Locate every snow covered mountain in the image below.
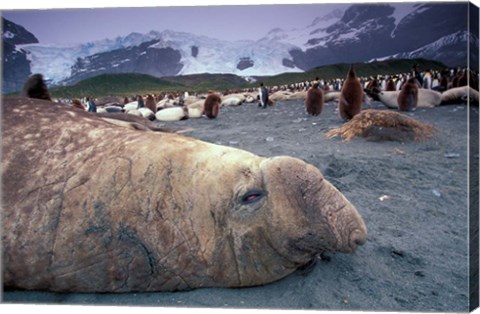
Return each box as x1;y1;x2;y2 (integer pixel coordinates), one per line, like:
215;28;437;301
288;3;476;70
2;2;477;92
375;31;479;68
2;17;39;93
258;8;345;50
16;31;165;87
62;29;302;85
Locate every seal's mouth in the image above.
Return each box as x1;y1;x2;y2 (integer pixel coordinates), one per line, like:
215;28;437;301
295;257;318;275
287;232;333;259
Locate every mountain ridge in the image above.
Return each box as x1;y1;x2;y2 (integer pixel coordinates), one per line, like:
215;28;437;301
2;3;477;94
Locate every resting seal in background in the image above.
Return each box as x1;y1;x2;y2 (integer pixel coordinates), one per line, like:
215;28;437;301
96;112;187;133
441;86;480;105
2;96;367;293
377;89;442;109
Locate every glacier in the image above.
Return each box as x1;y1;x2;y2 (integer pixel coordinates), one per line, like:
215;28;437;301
16;7;345;85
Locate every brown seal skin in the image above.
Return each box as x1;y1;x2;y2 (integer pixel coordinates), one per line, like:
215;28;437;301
397;78;419;112
204;93;221;119
2;96;367;293
97;112;187;133
338;65;364;121
305;85;324;116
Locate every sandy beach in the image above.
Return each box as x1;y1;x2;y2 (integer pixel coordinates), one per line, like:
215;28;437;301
2;97;477;312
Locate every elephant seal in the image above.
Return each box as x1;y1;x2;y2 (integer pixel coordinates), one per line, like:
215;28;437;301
188;99;205;111
127;109;143;117
155;106;189;122
2;96;367;293
187;107;204;119
305;85;324;116
156;98;176;110
287;90;307;101
397;78;419;112
124;101;139;112
324;91;341;102
221;96;243;107
377;89;442;109
441;86;479;105
338;64;364;120
103;105;124;113
96;112;186;133
269;91;292;102
138;107;156;121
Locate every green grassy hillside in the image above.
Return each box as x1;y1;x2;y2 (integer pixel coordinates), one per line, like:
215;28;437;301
50;73;182;98
48;58;446;98
50;73;250;98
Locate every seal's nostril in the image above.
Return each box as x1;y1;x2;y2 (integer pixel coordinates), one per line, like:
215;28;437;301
355;237;366;246
350;229;367;247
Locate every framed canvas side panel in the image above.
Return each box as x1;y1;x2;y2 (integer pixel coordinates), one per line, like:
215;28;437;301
469;1;480;311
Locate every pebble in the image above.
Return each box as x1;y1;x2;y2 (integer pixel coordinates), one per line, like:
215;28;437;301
391;249;404;258
379;195;391;201
415;270;426;277
444;153;460;158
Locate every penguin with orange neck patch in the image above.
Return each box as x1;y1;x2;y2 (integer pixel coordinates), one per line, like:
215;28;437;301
338;64;363;121
397;77;419;112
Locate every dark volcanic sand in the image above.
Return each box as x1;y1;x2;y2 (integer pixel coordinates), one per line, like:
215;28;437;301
3;99;478;312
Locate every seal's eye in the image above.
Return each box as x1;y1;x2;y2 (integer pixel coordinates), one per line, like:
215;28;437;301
240;190;265;205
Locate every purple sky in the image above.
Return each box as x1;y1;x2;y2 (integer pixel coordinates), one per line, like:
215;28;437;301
2;0;472;45
1;2;350;44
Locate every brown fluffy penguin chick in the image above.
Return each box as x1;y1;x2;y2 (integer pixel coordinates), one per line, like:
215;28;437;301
397;78;419;112
145;94;157;113
386;79;396;91
204;93;221;119
21;73;52;101
305;84;324;116
71;99;85;110
338;64;363;120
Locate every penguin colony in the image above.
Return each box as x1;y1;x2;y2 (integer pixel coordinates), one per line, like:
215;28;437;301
23;65;479;124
